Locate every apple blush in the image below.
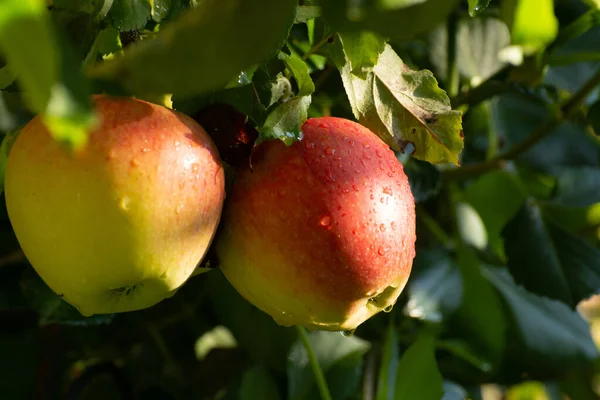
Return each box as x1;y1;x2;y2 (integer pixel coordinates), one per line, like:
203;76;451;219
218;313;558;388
216;117;416;332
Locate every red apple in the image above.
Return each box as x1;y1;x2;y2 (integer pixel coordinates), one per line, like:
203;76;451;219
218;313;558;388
215;117;416;331
5;95;225;315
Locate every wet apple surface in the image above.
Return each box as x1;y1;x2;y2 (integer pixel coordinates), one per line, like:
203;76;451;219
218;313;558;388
216;117;416;331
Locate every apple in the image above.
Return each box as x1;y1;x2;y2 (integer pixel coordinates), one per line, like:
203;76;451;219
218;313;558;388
4;95;225;315
215;117;416;331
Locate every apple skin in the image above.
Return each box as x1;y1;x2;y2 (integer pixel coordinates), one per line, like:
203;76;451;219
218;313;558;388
4;95;225;315
216;117;416;331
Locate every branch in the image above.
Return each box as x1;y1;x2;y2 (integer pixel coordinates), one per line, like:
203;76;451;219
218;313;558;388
444;69;600;180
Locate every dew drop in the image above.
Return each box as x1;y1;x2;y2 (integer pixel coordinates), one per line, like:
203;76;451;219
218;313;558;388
130;158;140;167
120;197;131;211
304;142;316;149
388;172;394;178
370;193;375;200
352;184;360;192
319;122;329;128
176;202;184;214
383;304;394;313
378;246;387;256
376;149;383;158
349;139;355;147
175;140;181;147
363;151;371;160
380;197;385;204
319;215;332;227
191;163;200;173
391;221;397;231
325;147;336;155
142;147;151;153
360;159;367;167
341;329;355;337
379;223;386;232
363;142;371;149
383;187;393;195
379;160;385;170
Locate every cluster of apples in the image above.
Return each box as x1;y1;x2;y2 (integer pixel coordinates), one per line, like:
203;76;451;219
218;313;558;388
4;95;416;332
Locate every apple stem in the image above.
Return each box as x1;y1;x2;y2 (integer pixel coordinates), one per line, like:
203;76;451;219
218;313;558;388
296;326;333;400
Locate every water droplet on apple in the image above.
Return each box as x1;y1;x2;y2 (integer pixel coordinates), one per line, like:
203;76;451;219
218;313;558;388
377;246;386;256
349;139;355;147
176;202;184;214
360;159;367;167
304;142;316;149
175;140;181;147
319;215;331;226
142;147;151;153
362;150;371;160
388;172;394;178
383;187;393;195
391;221;397;231
376;149;383;158
383;304;394;313
108;149;117;159
319;122;329;128
120;197;131;211
370;194;374;200
325;147;336;155
191;163;200;173
341;329;355;337
352;184;359;192
379;223;386;232
363;142;370;149
379;160;385;170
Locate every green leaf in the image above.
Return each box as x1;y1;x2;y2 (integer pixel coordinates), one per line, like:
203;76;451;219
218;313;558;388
502;0;559;54
464;171;527;260
468;0;491;17
503;201;600;306
482;266;599;372
376;322;399;400
96;26;122;56
0;65;16;89
451;245;506;367
52;0;97;14
240;365;282;400
288;331;371;400
19;267;114;326
321;0;460;41
0;0;58;112
404;158;441;203
194;325;237;360
332;42;463;164
259;96;311;146
553;167;600;207
107;0;151;31
394;335;444;400
279;52;315;97
91;0;297;97
405;249;462;323
337;31;386;79
295;5;320;23
442;381;469;400
429;17;510;83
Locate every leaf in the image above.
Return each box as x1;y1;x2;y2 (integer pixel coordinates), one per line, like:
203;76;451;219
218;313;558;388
332;42;463;164
259;96;311;146
394;335;444;400
19;267;114;326
456;202;488;250
492;94;600;173
194;325;237;361
429;17;510;82
0;92;33;133
321;0;460;41
464;171;527;260
468;0;491;17
405;249;462;323
240;365;282;400
451;245;506;367
502;0;559;54
107;0;151;31
337;31;386;79
279;52;315;97
0;0;58;112
482;266;599;373
52;0;97;14
295;5;320;23
90;0;297;97
0;65;16;89
376;322;399;400
442;381;469;400
503;201;600;306
552;167;600;207
404;158;441;203
288;331;371;400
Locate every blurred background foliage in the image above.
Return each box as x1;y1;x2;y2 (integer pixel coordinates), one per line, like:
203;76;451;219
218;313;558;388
1;0;600;399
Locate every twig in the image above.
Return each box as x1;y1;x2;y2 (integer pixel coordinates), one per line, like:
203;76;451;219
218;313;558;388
296;326;332;400
417;206;454;248
303;34;334;61
446;12;460;98
444;69;600;180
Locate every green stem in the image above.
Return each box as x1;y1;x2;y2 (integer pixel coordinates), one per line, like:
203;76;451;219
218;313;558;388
444;68;600;180
548;9;600;53
296;326;332;400
303;34;334;61
446;12;460;98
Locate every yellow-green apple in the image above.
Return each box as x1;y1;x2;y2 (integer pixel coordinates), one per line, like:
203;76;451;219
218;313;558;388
216;117;416;331
4;95;225;315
